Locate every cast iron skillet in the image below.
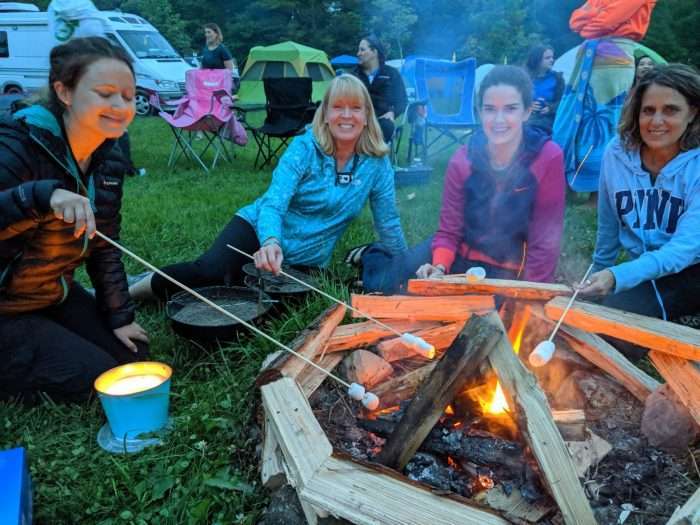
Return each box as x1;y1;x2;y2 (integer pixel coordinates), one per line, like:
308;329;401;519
241;263;316;297
165;286;272;342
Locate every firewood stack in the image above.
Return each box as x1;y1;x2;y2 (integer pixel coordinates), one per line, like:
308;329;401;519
256;276;700;525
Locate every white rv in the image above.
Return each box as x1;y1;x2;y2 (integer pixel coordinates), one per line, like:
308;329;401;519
0;2;193;115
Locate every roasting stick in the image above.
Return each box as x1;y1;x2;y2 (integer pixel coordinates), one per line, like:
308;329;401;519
569;144;594;187
227;244;436;359
94;231;380;409
529;262;595;367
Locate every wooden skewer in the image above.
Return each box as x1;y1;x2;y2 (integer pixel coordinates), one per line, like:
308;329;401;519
226;244;436;358
529;263;595;367
94;230;354;390
569;144;594;187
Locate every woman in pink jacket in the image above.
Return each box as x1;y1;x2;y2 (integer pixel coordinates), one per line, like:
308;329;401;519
361;66;565;293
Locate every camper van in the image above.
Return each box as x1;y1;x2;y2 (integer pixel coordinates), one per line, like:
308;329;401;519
0;2;193;115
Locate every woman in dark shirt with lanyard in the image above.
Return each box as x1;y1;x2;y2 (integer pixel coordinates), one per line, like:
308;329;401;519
201;23;233;71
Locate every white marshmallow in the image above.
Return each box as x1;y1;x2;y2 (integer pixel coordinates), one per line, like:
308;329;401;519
400;333;436;359
362;392;380;410
466;266;486;283
528;340;556;367
347;382;366;400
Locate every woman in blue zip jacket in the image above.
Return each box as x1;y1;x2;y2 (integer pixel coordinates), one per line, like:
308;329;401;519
579;64;700;357
0;37;148;401
129;74;407;301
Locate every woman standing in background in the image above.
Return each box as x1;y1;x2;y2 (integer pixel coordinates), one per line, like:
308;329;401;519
200;23;233;71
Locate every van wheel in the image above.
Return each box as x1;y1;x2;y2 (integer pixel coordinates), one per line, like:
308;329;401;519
135;90;153;116
4;85;23;95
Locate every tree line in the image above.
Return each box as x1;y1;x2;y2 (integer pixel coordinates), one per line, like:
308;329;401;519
34;0;699;67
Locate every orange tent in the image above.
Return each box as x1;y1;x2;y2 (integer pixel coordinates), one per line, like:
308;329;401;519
569;0;656;41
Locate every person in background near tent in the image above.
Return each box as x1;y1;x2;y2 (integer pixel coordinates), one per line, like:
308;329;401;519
633;54;655;87
553;0;659;194
352;35;407;144
129;74;407;302
578;64;700;358
361;66;565;294
200;23;233;71
0;37;148;402
525;44;564;134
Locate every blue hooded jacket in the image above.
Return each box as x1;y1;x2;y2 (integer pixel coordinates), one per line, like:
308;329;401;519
593;137;700;293
237;128;407;267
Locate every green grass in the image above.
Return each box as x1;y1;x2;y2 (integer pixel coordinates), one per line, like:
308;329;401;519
1;117;602;524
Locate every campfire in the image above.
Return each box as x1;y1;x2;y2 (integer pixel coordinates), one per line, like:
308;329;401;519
257;277;700;524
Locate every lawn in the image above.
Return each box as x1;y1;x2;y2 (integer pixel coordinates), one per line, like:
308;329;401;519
2;116;601;525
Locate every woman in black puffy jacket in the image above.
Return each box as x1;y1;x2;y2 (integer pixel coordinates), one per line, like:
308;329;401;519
0;37;148;402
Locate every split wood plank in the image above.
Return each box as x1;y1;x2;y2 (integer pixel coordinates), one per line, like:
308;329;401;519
559;324;660;402
667;485;700;525
261;377;333;486
377;322;464;362
372;362;437;409
545;296;700;361
300;455;510;525
552;409;586;441
376;314;503;470
486;312;597;525
408;276;572;301
649;351;700;426
261;304;346;383
261;415;287;489
326;320;439;353
350;294;495;321
296;352;346;398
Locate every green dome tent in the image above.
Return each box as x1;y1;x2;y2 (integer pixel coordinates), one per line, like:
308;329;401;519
238;41;335;105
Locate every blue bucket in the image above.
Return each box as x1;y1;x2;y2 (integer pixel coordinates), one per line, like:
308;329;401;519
94;362;172;440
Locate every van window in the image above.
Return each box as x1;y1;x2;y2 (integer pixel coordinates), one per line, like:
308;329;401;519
117;30;179;59
304;63;333;81
105;33;126;52
0;31;8;58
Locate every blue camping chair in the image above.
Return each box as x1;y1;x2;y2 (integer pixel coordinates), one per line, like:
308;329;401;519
414;58;478;160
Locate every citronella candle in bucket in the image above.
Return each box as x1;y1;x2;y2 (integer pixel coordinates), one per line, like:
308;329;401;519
94;362;172;441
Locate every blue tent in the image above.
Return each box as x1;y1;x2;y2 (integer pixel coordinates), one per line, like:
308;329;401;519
330;54;358;68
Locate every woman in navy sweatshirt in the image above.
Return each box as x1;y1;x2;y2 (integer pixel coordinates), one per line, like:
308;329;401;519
580;65;700;348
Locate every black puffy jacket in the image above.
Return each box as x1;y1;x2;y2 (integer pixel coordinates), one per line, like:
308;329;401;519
0;105;135;329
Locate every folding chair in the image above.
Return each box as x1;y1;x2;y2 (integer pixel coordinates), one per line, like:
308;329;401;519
250;77;317;170
156;69;238;173
414;58;479;160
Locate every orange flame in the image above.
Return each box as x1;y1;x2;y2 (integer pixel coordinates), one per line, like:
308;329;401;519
486;305;532;414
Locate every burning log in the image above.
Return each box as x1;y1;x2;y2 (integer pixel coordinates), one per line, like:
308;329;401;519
325;320;439;353
545;296;700;361
377;322;464;362
375;314;503;470
257;304;346;386
648;352;700;426
350;294;495;322
558;324;661;402
359;418;523;471
486;312;597;525
407;277;572;301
